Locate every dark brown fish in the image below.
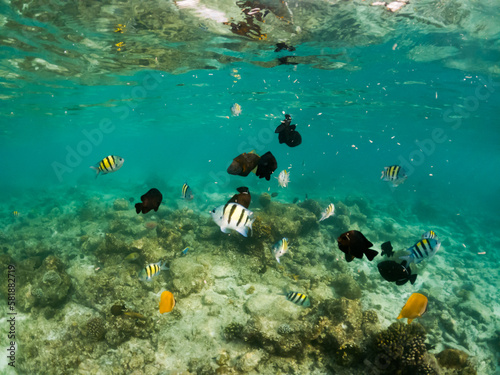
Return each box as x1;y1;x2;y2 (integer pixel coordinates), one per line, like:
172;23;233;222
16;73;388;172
337;230;378;262
271;192;278;197
255;151;277;180
135;188;163;214
227;152;261;176
227;186;251;209
275;114;302;147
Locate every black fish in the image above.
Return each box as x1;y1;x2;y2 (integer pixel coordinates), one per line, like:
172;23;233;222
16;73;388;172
255;151;277;181
271;192;278;198
135;188;163;214
227;152;260;176
275;43;296;52
381;241;394;257
377;260;417;285
128;197;134;202
337;230;379;262
292;197;299;204
275;114;302;147
227;186;251;209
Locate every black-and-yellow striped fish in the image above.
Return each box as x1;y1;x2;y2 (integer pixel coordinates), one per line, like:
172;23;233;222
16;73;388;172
381;165;407;187
90;155;124;178
181;182;193;200
139;260;168;282
285;291;311;307
12;211;19;217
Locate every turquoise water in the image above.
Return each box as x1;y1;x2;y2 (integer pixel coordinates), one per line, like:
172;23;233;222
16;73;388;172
1;1;499;374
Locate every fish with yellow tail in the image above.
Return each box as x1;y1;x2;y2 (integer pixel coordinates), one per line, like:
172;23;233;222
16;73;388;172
90;155;124;177
319;203;335;222
397;293;428;324
139;260;168;281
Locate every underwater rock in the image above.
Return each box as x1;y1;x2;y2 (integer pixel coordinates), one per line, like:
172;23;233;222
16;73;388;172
258;192;272;208
170;257;207;297
346;203;367;225
265;204;318;237
436;348;470;369
237;349;266;372
298;199;323;217
86;317;106;341
251;217;273;242
332;274;362;300
331;214;350;233
344;195;370;214
25;255;72;309
113;198;129;211
156;223;183;253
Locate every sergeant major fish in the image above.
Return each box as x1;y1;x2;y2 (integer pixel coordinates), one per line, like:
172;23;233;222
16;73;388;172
285;291;310;307
181;182;194;200
381;165;407;187
90;155;124;177
276;170;290;188
139;260;168;281
210;202;255;237
319;203;335;222
271;238;288;263
399;238;441;265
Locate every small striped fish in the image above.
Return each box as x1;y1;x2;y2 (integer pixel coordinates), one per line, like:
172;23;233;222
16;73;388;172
90;155;124;177
381;165;407;187
181;182;193;200
276;170;290;188
400;238;441;265
285;291;311;307
139;260;168;282
210;202;255;237
319;203;335;222
421;230;437;240
271;238;288;263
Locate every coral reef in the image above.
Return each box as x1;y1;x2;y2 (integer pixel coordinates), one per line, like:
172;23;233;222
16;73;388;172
1;188;493;375
86;317;106;341
368;322;439;375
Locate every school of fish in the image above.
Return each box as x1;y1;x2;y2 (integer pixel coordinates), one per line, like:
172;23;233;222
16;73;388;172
91;108;441;331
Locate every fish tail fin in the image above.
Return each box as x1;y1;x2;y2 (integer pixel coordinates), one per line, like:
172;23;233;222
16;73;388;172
380;171;385;179
90;166;100;178
409;274;417;285
236;226;249;237
135;203;142;214
160;260;169;271
365;249;379;261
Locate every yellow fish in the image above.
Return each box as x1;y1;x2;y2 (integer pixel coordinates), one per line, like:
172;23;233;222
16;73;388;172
397;293;428;324
159;291;176;314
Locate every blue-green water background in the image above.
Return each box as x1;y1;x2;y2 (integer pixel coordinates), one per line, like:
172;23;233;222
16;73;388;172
2;43;500;227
